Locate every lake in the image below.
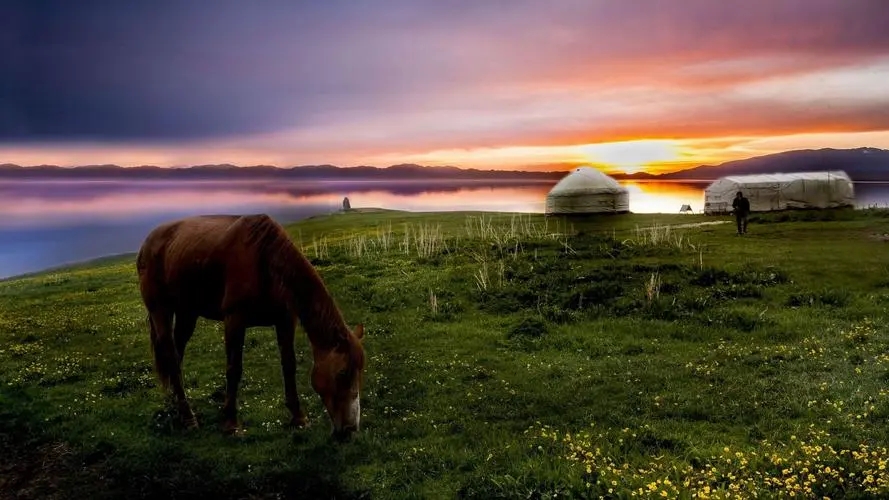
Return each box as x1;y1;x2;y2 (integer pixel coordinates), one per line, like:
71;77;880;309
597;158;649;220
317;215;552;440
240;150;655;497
1;178;888;279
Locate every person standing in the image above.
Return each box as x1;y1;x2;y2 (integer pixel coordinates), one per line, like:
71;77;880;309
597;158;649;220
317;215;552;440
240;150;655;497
732;191;750;235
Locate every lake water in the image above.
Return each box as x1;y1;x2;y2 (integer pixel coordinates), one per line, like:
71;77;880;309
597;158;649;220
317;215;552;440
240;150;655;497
1;178;888;279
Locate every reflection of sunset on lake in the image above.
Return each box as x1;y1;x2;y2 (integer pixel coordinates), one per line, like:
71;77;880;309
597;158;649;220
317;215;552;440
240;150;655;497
0;186;326;226
342;185;551;213
0;181;555;229
0;180;712;230
621;182;708;214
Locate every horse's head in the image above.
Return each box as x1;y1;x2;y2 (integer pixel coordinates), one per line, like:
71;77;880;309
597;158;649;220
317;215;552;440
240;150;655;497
311;323;365;440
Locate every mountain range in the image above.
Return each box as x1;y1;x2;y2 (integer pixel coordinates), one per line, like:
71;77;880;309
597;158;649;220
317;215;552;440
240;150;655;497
1;147;887;181
614;147;889;182
0;162;564;181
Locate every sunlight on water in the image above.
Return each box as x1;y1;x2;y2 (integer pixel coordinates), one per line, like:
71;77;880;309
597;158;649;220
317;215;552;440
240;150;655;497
622;181;707;214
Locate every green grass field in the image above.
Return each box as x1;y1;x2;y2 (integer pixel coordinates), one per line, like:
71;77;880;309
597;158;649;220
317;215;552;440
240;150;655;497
3;208;889;499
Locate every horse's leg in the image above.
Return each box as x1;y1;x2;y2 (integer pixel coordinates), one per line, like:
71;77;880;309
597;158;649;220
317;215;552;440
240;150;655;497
275;318;308;428
172;312;199;429
151;309;197;429
173;313;198;365
222;314;246;434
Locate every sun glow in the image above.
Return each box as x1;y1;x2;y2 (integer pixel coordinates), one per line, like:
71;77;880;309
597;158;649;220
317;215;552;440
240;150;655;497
577;140;680;174
613;164;645;174
4;131;889;175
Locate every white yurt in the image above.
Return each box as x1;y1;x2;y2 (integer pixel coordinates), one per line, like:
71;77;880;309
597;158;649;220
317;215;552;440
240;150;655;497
545;167;630;215
703;170;855;214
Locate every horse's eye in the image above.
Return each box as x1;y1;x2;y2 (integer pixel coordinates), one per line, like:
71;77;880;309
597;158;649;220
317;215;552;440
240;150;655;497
336;370;349;383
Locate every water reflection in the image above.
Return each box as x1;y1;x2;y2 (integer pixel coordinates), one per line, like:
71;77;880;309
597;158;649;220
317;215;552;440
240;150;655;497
0;179;555;229
623;181;708;214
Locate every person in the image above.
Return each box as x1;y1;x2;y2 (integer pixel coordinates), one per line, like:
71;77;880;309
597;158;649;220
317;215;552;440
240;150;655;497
732;191;750;235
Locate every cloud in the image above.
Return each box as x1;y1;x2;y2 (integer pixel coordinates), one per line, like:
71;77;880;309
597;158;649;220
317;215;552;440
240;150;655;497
221;56;889;161
1;0;888;170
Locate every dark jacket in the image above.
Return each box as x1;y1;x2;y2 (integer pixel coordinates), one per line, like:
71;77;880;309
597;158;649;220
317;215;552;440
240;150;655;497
732;197;750;216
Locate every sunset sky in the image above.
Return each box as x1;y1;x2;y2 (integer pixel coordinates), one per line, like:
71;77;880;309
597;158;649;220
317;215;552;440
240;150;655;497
2;0;888;174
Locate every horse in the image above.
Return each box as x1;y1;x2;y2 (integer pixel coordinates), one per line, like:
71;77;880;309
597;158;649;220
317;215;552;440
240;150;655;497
135;214;366;439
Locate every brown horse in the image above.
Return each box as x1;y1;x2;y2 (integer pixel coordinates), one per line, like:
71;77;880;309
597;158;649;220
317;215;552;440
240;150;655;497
136;214;365;438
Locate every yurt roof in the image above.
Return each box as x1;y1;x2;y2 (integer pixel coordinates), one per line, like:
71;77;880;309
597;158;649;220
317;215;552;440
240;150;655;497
717;170;851;185
548;167;627;195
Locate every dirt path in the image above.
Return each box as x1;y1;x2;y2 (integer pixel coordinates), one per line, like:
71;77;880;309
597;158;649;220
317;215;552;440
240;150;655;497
637;220;730;231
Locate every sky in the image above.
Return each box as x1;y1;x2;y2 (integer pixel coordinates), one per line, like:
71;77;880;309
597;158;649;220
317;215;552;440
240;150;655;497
2;0;889;174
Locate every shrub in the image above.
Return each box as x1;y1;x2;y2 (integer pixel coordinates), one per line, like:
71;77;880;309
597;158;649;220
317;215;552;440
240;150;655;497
508;316;548;339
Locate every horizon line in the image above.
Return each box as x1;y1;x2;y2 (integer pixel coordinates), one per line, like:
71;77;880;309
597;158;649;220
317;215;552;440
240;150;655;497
0;145;881;177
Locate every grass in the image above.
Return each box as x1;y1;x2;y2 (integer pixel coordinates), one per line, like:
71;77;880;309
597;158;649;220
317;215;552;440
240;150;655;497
3;207;889;498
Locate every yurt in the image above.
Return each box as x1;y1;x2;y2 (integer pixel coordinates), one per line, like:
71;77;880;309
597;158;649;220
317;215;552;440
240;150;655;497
545;167;630;215
703;170;855;214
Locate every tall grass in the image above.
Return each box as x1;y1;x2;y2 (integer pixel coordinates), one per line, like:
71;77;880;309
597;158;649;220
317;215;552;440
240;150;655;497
343;223;396;258
346;234;367;259
309;235;330;259
429;289;438;315
473;261;489;291
626;223;697;251
375;223;393;253
645;271;661;304
464;214;572;243
401;223;411;255
312;216;576;263
413;223;444;258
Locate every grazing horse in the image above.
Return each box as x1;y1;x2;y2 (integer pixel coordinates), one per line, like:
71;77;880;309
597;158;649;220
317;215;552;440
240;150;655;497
136;214;365;439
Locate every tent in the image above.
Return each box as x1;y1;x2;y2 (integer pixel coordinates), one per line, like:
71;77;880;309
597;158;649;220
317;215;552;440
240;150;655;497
545;167;630;215
703;171;855;215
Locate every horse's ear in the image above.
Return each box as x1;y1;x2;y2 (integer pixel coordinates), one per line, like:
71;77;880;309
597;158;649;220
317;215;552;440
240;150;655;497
353;323;364;340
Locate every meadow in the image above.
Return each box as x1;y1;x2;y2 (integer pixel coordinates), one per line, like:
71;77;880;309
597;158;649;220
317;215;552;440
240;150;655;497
3;207;889;499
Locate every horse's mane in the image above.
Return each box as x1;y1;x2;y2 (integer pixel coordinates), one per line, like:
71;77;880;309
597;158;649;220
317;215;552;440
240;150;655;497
238;215;350;350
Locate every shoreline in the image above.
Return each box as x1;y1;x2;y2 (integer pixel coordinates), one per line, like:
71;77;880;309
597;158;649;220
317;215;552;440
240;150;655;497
5;205;877;282
0;252;137;283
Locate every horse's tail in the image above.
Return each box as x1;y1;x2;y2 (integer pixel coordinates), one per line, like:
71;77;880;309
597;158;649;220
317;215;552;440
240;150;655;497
147;313;173;389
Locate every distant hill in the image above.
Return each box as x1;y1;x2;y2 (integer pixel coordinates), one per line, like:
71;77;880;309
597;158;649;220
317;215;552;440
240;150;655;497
613;147;889;182
2;147;887;181
0;162;564;181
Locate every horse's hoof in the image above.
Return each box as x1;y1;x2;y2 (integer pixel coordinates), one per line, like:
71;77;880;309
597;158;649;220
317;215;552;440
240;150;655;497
222;421;243;436
224;428;245;437
180;408;199;430
289;415;310;429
